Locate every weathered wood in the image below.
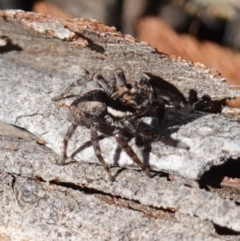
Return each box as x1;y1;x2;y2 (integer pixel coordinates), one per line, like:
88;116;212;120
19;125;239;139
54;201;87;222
0;10;240;240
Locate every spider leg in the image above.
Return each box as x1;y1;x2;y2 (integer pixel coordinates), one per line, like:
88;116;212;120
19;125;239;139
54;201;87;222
93;73;113;96
91;123;114;181
114;68;127;86
114;129;151;177
52;70;90;101
135;137;152;168
70;134;106;159
57;120;78;165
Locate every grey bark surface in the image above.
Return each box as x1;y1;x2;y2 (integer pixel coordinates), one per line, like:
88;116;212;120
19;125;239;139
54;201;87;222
0;10;240;240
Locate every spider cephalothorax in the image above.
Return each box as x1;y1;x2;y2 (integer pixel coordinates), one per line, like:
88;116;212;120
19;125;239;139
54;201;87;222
53;68;189;181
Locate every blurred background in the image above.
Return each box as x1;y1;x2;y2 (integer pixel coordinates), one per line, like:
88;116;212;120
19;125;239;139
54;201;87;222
1;0;240;106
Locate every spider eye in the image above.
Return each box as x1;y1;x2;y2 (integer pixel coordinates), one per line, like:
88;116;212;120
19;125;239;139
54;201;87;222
122;99;127;104
140;75;149;85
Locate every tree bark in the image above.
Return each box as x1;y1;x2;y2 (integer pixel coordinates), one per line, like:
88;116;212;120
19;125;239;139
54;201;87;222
1;10;240;240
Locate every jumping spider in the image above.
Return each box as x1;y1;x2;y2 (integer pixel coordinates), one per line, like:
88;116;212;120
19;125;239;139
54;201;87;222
53;68;189;181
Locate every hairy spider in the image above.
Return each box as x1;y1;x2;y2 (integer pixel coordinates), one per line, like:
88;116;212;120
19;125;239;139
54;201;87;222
53;68;189;181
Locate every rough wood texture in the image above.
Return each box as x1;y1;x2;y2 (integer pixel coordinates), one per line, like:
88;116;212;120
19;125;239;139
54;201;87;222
1;10;240;240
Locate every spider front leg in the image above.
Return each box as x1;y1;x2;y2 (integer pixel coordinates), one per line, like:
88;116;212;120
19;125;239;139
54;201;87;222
91;123;114;181
113;129;151;177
